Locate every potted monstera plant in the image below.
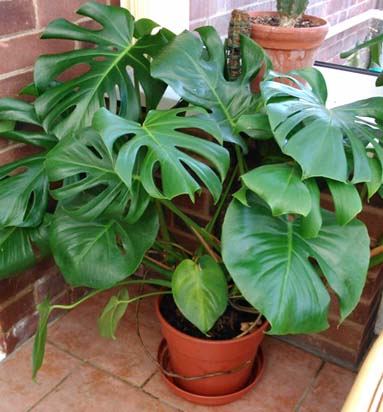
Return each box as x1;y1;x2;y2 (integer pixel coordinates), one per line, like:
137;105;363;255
248;0;329;74
0;1;382;406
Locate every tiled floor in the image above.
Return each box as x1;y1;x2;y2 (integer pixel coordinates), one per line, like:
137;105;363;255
0;287;356;412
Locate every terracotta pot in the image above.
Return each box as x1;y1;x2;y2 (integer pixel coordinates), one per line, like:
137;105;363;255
249;11;329;72
248;11;329;91
155;294;268;397
157;339;265;406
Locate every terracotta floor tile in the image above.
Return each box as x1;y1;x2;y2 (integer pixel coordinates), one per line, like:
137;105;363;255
143;337;323;412
298;362;356;412
30;363;179;412
47;287;163;387
0;341;81;412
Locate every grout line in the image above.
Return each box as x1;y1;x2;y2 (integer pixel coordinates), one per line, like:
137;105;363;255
47;340;184;410
140;369;159;388
142;382;184;412
294;360;325;412
25;358;85;412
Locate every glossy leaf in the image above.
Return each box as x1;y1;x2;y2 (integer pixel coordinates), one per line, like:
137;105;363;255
326;179;362;225
0;219;51;279
234;113;273;140
93;107;229;203
172;256;228;334
152;27;265;149
34;2;173;139
49;205;158;288
0;98;57;149
98;288;129;339
222;195;370;335
261;69;383;184
366;157;383;199
298;178;322;238
241;163;311;216
46;128;149;222
0;155;48;228
32;299;52;380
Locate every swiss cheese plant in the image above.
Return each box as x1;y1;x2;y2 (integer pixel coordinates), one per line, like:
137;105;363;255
0;2;380;378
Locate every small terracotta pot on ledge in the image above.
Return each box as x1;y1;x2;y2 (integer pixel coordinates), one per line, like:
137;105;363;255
154;294;268;405
248;11;329;91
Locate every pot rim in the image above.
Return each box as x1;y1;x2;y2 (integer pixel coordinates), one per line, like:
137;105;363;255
155;293;269;345
248;10;329;30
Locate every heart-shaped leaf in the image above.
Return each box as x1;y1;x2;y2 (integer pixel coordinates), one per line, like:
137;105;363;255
98;288;130;339
172;256;228;333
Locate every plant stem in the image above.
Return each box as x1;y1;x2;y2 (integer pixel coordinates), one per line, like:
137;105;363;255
142;257;173;279
155;200;171;242
51;278;172;311
370;244;383;258
160;199;220;250
235;145;246;176
190;227;220;262
206;164;239;233
117;290;172;306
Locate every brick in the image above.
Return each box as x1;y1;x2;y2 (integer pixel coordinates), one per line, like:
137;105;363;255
0;258;57;303
208;12;233;37
190;0;210;21
0;33;74;75
0;289;35;333
36;0;93;28
3;312;39;355
0;143;41;166
280;334;364;370
33;270;66;305
0;0;36;36
0;70;34;101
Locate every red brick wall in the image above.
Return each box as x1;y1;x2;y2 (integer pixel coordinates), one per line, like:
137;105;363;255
0;0;118;359
189;0;379;33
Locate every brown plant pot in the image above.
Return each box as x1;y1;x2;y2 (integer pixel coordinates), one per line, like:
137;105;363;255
248;11;329;91
154;294;268;399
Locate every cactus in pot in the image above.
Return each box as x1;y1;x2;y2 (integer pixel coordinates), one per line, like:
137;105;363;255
277;0;309;27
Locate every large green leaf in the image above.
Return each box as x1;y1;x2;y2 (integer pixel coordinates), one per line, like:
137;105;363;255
241;163;312;216
93;107;229;203
0;219;51;279
172;256;228;334
151;27;265;149
46;128;149;222
0;98;57;149
261;69;383;184
0;155;48;228
49;205;159;288
222;195;370;335
34;2;174;139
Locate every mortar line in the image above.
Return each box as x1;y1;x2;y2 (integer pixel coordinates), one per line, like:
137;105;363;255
294;360;325;411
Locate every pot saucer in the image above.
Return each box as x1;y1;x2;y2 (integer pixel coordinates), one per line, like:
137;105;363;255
157;339;265;406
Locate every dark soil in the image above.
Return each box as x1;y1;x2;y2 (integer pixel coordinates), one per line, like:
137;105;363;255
160;294;264;340
251;15;320;28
